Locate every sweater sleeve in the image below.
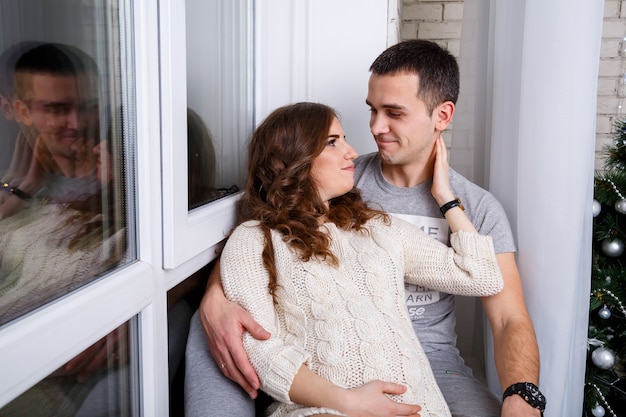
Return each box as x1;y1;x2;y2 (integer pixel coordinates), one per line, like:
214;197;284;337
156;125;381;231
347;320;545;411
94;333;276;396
390;217;504;296
220;221;310;403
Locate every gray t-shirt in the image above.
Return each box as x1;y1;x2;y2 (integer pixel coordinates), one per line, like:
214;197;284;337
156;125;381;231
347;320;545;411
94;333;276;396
354;152;516;356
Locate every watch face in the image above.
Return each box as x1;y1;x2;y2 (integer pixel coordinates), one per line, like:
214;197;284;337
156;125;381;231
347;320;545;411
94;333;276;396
523;382;546;408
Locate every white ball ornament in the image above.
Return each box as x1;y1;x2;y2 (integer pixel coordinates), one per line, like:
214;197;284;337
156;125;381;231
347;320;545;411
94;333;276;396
598;306;612;319
615;198;626;214
602;238;625;257
593;199;602;217
591;346;616;370
592;403;606;417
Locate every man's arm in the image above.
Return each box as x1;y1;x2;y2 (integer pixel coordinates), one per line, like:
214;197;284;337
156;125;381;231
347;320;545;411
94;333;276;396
198;258;271;399
482;252;541;417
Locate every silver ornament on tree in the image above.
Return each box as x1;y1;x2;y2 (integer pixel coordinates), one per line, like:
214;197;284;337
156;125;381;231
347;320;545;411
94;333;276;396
598;305;612;319
602;238;625;257
591;346;616;370
593;199;602;217
592;403;606;417
606;179;626;214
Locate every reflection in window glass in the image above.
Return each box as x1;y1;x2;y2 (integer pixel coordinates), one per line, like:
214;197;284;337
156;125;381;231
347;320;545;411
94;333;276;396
186;0;253;210
0;1;136;326
0;318;139;416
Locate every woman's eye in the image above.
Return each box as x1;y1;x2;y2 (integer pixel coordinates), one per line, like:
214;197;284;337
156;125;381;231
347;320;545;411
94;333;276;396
327;139;337;147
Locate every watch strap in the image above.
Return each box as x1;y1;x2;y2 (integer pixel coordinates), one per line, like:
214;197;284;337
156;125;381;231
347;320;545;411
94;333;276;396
439;197;464;216
503;382;546;413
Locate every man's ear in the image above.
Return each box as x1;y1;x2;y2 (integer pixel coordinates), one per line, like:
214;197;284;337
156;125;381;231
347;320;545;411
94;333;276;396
13;99;32;125
0;95;13;120
434;101;455;132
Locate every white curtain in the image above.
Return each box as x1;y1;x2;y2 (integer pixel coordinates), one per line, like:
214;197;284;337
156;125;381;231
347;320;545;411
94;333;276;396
452;1;604;415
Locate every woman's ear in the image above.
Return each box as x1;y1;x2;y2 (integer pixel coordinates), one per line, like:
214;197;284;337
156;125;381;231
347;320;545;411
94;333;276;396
434;101;455;132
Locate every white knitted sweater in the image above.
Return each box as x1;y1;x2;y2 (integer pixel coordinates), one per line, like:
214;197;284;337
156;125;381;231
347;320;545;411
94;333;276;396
0;203;126;324
221;216;503;417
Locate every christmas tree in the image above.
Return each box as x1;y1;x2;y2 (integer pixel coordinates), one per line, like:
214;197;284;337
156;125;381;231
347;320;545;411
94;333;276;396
584;118;626;417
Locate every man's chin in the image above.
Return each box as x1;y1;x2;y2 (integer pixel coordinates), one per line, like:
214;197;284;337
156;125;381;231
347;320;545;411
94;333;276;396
65;137;89;151
378;152;395;164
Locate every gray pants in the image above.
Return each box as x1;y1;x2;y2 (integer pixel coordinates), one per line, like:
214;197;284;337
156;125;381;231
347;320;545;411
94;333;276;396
184;310;501;417
184;311;256;417
427;351;501;417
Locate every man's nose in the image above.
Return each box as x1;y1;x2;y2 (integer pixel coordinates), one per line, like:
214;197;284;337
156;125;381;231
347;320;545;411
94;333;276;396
370;114;388;135
65;106;83;129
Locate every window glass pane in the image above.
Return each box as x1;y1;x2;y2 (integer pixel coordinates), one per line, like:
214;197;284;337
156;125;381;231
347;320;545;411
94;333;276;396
0;0;136;325
0;318;140;416
186;0;253;210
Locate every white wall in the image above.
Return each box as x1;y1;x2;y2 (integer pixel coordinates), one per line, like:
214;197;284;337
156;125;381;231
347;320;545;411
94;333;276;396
255;0;396;156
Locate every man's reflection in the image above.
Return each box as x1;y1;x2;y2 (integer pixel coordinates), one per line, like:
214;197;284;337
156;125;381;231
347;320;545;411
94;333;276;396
0;41;41;189
0;42;125;322
0;43;100;220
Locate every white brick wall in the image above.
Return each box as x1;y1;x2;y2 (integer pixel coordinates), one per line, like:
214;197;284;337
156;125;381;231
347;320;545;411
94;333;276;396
401;0;623;170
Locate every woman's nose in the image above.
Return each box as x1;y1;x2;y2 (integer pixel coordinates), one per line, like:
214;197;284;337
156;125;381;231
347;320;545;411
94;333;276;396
345;144;358;160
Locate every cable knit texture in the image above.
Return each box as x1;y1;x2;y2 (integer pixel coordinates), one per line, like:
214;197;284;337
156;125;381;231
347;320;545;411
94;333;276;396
221;216;503;417
0;203;126;324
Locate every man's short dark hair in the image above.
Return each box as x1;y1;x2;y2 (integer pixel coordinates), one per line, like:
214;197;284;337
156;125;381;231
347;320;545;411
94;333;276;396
0;41;42;97
14;43;98;101
369;39;460;113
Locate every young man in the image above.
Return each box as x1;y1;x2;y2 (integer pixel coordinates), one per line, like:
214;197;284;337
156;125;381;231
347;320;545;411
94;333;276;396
185;40;544;417
0;43;100;219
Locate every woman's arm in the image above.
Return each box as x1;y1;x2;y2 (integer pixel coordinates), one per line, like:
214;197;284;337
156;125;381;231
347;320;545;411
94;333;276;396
289;365;422;417
221;224;422;416
220;223;307;403
430;135;476;234
398;222;503;297
394;138;503;296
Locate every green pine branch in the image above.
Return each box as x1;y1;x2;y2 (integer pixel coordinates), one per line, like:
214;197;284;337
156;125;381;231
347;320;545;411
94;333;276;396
585;117;626;415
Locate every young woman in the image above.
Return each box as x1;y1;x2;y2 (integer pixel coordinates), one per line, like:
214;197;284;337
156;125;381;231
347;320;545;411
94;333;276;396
219;102;503;417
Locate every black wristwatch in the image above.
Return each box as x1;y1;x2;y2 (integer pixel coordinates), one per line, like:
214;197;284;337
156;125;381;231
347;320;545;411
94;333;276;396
502;382;546;415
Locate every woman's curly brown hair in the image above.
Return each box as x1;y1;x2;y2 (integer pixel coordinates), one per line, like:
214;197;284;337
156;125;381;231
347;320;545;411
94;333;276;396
237;102;387;297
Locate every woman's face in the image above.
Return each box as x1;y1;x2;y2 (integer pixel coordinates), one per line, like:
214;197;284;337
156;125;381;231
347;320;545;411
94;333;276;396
93;140;112;184
310;117;358;205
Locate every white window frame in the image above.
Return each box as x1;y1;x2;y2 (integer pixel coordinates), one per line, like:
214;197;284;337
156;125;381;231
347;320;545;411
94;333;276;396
0;1;395;414
253;0;393;155
0;0;171;411
160;0;254;271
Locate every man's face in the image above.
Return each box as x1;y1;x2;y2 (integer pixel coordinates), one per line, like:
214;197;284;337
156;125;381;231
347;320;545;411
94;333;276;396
366;72;438;167
17;72;99;160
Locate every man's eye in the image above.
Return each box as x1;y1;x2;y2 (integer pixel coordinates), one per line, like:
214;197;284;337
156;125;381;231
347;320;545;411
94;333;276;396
45;105;72;115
